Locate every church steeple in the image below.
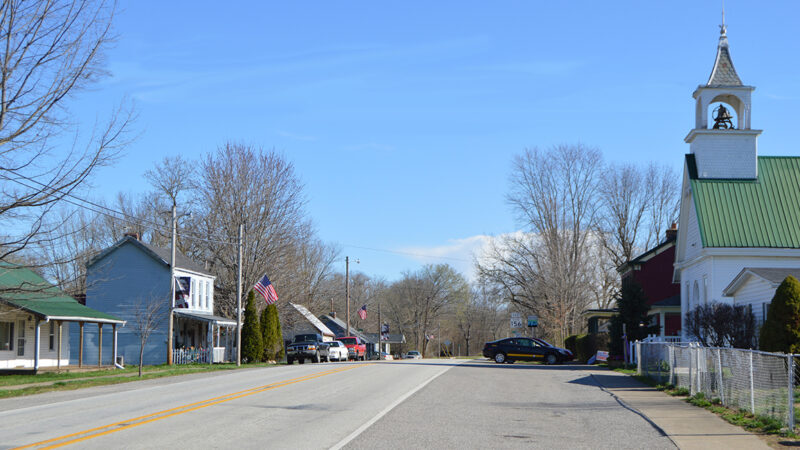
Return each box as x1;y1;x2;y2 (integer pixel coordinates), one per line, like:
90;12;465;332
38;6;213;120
685;20;761;180
706;15;742;86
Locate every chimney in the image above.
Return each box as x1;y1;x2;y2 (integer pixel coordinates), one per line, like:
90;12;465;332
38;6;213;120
123;231;140;241
331;311;336;319
665;223;678;242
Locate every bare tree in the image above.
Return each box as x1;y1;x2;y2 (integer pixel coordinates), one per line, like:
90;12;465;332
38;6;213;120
128;293;166;376
0;0;132;269
194;143;310;318
595;162;680;267
489;144;603;343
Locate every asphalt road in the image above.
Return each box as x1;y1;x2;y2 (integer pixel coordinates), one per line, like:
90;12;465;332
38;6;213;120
0;360;675;449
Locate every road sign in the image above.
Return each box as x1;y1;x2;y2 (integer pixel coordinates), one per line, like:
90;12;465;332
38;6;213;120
510;312;521;319
510;317;524;328
527;315;538;327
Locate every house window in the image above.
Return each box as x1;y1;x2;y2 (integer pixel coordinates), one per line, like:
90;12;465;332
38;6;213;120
49;322;55;350
200;281;206;309
692;282;700;308
702;276;708;304
0;321;13;351
205;281;211;309
17;320;25;356
763;302;770;323
191;278;197;308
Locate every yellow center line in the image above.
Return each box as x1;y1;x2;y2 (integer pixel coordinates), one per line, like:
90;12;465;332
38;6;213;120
13;364;367;450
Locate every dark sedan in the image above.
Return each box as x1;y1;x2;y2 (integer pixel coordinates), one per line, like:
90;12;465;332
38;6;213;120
482;337;573;365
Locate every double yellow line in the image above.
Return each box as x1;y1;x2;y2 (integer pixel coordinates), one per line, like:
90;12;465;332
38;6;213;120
13;364;366;449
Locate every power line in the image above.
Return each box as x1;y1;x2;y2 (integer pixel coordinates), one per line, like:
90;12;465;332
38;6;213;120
0;170;236;246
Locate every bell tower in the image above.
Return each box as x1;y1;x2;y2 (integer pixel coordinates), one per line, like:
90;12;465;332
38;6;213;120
685;19;761;179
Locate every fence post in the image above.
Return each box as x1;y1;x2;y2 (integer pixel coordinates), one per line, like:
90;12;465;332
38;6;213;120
636;341;642;374
750;351;755;414
668;345;674;386
716;348;724;405
689;345;695;395
789;354;795;430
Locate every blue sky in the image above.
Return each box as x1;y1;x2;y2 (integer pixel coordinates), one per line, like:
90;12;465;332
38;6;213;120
71;1;800;281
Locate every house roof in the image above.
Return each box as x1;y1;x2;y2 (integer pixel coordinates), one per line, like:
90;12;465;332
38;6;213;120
0;264;124;324
617;235;677;274
364;333;406;344
723;267;800;296
173;309;236;326
318;314;372;343
706;25;743;87
290;303;334;337
689;156;800;248
88;236;212;277
651;294;681;308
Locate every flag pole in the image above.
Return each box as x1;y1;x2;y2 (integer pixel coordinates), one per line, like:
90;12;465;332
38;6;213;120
236;223;243;366
167;204;176;365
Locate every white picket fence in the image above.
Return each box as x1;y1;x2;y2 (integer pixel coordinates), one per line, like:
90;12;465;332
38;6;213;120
637;341;796;429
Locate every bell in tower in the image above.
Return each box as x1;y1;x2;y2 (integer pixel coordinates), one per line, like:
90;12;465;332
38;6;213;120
711;103;734;129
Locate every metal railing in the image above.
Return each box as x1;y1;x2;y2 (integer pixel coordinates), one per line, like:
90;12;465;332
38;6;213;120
637;341;795;429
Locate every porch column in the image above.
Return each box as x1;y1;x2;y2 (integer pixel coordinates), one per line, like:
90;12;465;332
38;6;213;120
34;318;40;371
57;321;62;370
112;323;118;368
98;323;103;367
659;312;666;338
79;322;84;368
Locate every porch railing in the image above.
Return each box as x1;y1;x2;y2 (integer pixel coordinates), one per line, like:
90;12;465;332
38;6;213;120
173;348;211;364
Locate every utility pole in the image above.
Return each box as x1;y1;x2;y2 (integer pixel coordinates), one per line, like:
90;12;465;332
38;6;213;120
167;204;177;365
378;302;382;354
345;256;350;336
236;224;243;366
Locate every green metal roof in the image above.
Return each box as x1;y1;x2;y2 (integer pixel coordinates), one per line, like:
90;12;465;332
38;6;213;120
691;156;800;248
0;264;124;323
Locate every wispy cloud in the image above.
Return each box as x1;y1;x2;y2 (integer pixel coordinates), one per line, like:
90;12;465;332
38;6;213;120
469;60;585;76
400;234;495;281
276;130;317;142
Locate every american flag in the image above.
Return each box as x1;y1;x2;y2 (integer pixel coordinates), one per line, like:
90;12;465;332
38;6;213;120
174;277;190;308
357;304;367;320
254;274;278;305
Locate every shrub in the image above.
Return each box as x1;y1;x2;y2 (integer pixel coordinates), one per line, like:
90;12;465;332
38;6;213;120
564;335;578;356
759;276;800;353
261;304;283;361
573;333;610;362
685;302;756;348
241;290;263;363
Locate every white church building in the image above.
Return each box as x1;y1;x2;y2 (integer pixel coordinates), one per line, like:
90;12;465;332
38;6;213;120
674;22;800;338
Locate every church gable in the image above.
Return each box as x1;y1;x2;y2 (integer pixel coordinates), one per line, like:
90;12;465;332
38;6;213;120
691;156;800;248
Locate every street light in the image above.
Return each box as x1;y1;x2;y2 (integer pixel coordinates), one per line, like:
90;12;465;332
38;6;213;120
167;205;191;365
345;256;359;336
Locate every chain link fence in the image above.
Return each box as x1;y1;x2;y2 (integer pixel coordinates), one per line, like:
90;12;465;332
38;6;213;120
637;342;796;429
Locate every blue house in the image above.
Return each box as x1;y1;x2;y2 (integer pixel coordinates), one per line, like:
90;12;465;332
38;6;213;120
72;234;236;366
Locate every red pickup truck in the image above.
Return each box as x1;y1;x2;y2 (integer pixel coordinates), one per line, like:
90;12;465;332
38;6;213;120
339;336;366;361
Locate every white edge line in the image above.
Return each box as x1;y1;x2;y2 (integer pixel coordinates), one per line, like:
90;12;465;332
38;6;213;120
330;361;465;450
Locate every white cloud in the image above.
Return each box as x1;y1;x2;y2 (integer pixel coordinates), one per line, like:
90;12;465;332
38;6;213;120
400;232;524;281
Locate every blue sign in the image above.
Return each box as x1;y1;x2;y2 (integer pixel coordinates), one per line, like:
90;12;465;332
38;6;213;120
527;316;539;327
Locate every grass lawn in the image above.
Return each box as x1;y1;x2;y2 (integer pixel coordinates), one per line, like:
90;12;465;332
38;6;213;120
0;362;280;399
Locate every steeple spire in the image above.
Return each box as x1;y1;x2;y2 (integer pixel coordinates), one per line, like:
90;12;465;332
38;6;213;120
707;5;742;86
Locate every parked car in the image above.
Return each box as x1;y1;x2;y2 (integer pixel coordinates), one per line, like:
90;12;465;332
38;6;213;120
403;350;422;359
286;333;330;364
482;337;572;365
339;336;367;361
327;340;348;361
380;352;394;361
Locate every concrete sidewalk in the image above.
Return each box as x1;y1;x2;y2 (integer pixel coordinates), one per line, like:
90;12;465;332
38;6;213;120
588;368;769;449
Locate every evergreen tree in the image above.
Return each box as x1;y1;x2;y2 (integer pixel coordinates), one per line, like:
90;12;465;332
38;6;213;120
262;303;283;361
610;280;657;356
241;290;263;363
760;276;800;353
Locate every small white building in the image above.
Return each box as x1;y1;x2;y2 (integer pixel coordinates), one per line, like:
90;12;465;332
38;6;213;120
674;23;800;339
0;263;124;372
722;268;800;327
